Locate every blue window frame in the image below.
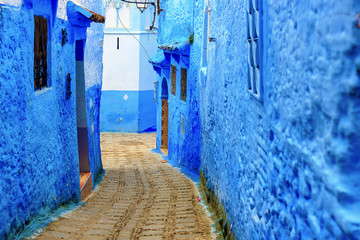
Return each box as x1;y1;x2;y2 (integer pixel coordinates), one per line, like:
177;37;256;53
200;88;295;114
246;0;262;100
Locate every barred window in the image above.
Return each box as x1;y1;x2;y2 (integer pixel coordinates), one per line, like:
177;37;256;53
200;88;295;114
171;65;176;95
34;16;48;90
180;68;187;102
246;0;262;100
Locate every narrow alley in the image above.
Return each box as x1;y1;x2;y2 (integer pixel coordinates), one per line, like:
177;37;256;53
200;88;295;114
32;133;214;240
1;0;360;239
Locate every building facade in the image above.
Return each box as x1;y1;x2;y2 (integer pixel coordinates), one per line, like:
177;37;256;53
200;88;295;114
152;0;360;239
150;0;201;171
100;0;157;132
0;0;104;238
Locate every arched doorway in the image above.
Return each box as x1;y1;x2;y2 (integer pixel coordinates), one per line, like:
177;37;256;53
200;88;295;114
161;78;169;154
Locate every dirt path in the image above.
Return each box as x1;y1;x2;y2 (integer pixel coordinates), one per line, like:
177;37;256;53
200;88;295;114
33;133;214;240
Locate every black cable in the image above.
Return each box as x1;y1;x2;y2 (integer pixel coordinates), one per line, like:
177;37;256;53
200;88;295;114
117;8;152;59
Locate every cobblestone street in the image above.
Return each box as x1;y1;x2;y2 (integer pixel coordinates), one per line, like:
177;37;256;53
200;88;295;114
33;133;214;240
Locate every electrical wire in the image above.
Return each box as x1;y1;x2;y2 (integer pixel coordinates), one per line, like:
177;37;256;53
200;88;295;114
104;0;157;60
117;8;152;60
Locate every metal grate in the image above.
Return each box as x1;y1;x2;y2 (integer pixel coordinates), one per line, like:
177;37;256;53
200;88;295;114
180;68;187;101
246;0;262;100
34;16;48;90
171;65;176;95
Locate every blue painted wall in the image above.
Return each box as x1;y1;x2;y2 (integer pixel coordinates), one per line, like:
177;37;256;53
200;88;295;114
199;0;360;239
155;0;360;239
0;0;104;238
100;90;155;132
100;1;157;133
81;0;104;182
101;91;139;132
152;0;201;172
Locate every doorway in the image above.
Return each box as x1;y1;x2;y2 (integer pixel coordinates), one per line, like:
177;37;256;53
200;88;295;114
76;40;92;200
161;78;169;155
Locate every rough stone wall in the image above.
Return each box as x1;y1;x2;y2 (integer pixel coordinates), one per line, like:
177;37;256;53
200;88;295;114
200;0;360;239
157;0;202;171
0;0;104;238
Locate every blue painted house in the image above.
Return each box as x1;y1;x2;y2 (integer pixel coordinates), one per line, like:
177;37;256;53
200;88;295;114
0;0;104;238
152;0;360;239
100;0;157;133
150;0;201;171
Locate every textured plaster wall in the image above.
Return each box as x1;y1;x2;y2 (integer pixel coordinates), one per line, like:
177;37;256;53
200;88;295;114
0;0;103;238
80;0;104;181
156;0;201;171
200;0;360;239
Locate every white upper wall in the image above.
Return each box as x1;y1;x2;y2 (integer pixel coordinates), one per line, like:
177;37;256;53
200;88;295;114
103;0;157;33
102;34;140;91
102;0;158;92
139;33;158;91
104;2;131;29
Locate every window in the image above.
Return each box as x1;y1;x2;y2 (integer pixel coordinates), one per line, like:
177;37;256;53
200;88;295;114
180;68;187;101
246;0;262;100
34;15;48;90
171;65;176;95
117;37;120;49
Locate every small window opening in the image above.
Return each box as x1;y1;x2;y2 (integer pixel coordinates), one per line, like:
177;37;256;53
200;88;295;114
117;37;120;49
171;65;176;95
180;68;187;101
34;15;48;90
246;0;262;100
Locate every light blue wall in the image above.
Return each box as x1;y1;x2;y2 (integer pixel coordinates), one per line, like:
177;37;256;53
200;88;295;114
0;1;104;238
138;90;157;132
155;0;360;239
100;90;156;132
100;91;140;132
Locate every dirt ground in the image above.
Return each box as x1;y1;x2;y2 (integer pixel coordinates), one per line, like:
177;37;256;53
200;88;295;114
31;133;215;240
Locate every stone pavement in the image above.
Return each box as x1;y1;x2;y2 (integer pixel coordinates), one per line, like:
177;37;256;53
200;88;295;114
33;133;214;240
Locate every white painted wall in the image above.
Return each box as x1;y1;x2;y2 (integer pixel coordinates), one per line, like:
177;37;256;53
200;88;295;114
117;4;131;28
102;34;140;91
139;33;158;91
105;5;117;28
102;0;158;92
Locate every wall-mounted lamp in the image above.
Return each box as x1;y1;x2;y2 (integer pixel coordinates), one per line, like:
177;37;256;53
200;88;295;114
62;28;68;46
136;0;148;13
